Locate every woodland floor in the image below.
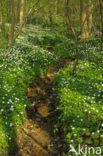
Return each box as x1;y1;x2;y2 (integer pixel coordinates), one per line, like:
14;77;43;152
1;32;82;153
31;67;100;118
9;58;71;156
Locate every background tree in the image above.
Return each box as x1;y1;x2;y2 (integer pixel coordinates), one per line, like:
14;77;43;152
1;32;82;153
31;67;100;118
99;0;103;49
19;0;25;27
80;0;93;39
10;0;15;44
0;0;103;50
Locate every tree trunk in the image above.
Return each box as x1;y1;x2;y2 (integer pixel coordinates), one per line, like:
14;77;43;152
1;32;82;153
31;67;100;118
54;0;58;16
0;3;2;22
10;0;15;44
19;0;25;27
64;0;80;75
99;0;103;50
88;0;93;36
65;0;70;31
80;0;89;39
1;5;6;37
16;0;20;23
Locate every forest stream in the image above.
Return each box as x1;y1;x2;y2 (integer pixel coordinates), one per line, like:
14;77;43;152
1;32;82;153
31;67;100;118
9;58;71;156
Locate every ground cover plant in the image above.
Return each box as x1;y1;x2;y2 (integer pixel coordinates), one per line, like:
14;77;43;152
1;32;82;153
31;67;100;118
19;25;103;64
1;24;103;155
54;60;103;155
53;38;102;62
16;25;65;46
0;30;58;153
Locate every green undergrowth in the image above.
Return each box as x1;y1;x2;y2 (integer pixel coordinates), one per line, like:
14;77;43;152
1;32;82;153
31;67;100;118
0;24;102;155
54;60;103;154
19;25;103;155
16;25;67;48
16;25;103;155
19;25;102;63
53;38;102;62
0;31;58;153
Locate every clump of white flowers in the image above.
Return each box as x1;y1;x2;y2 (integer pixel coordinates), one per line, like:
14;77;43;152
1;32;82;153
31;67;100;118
54;60;103;148
0;25;58;150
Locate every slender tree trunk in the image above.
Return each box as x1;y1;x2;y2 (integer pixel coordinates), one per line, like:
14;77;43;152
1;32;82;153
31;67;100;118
0;4;2;22
88;0;93;36
99;0;103;50
54;0;57;15
1;11;6;37
39;2;45;26
16;0;20;23
10;0;15;44
0;1;10;39
80;0;89;39
0;2;5;35
65;0;80;75
80;0;93;39
19;0;24;27
65;0;70;30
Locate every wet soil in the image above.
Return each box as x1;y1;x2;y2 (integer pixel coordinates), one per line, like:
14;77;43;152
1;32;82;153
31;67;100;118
10;58;71;156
